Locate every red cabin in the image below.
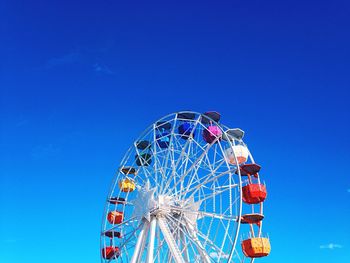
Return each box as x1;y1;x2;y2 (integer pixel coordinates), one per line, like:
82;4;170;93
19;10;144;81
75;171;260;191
242;184;267;204
107;211;124;225
102;246;120;259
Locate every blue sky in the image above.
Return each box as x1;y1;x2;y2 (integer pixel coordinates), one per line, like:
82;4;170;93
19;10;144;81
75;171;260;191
1;0;349;262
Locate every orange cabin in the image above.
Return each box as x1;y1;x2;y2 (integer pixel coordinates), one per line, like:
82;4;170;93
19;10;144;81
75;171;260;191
102;246;120;259
242;237;271;258
107;211;124;225
242;184;267;204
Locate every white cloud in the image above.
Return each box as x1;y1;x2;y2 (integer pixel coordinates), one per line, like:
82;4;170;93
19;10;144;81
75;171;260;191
209;252;229;259
2;239;17;243
16;119;29;127
45;52;81;68
1;237;24;243
93;63;114;75
44;51;114;75
31;144;60;160
320;243;343;250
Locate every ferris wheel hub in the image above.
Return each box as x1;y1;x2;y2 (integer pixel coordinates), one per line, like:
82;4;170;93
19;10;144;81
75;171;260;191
132;183;201;229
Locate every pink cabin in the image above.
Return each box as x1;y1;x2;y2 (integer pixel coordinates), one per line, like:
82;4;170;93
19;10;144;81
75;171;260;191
203;126;222;143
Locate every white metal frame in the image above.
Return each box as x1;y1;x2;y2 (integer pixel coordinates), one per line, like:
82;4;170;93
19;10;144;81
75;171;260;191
101;111;265;263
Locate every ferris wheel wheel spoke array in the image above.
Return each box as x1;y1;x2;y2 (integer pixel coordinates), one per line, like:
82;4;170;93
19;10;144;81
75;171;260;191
101;111;271;262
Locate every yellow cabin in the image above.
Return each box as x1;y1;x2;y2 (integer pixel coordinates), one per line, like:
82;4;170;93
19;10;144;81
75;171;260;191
119;179;136;193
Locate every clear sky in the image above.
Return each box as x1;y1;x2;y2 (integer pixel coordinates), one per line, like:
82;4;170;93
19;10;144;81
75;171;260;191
1;0;349;262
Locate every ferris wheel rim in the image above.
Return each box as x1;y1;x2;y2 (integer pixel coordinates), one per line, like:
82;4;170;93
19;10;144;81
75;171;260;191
102;111;242;262
100;111;269;263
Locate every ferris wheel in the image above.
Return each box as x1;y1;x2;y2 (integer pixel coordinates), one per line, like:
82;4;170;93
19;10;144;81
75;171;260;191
101;111;271;263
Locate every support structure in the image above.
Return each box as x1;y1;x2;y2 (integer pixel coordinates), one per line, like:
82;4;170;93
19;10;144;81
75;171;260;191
146;217;157;263
157;216;185;263
180;231;190;262
130;221;149;263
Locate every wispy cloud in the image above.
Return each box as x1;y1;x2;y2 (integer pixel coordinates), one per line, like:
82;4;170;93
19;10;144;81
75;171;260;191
209;252;229;259
16;118;29;127
320;243;343;250
45;52;81;69
44;51;115;75
31;144;60;160
1;237;24;244
2;239;17;243
93;63;114;75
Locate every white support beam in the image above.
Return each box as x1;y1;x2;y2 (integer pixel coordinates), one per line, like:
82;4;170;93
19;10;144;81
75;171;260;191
137;224;149;262
146;217;157;263
180;231;190;263
157;217;185;263
131;221;149;263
